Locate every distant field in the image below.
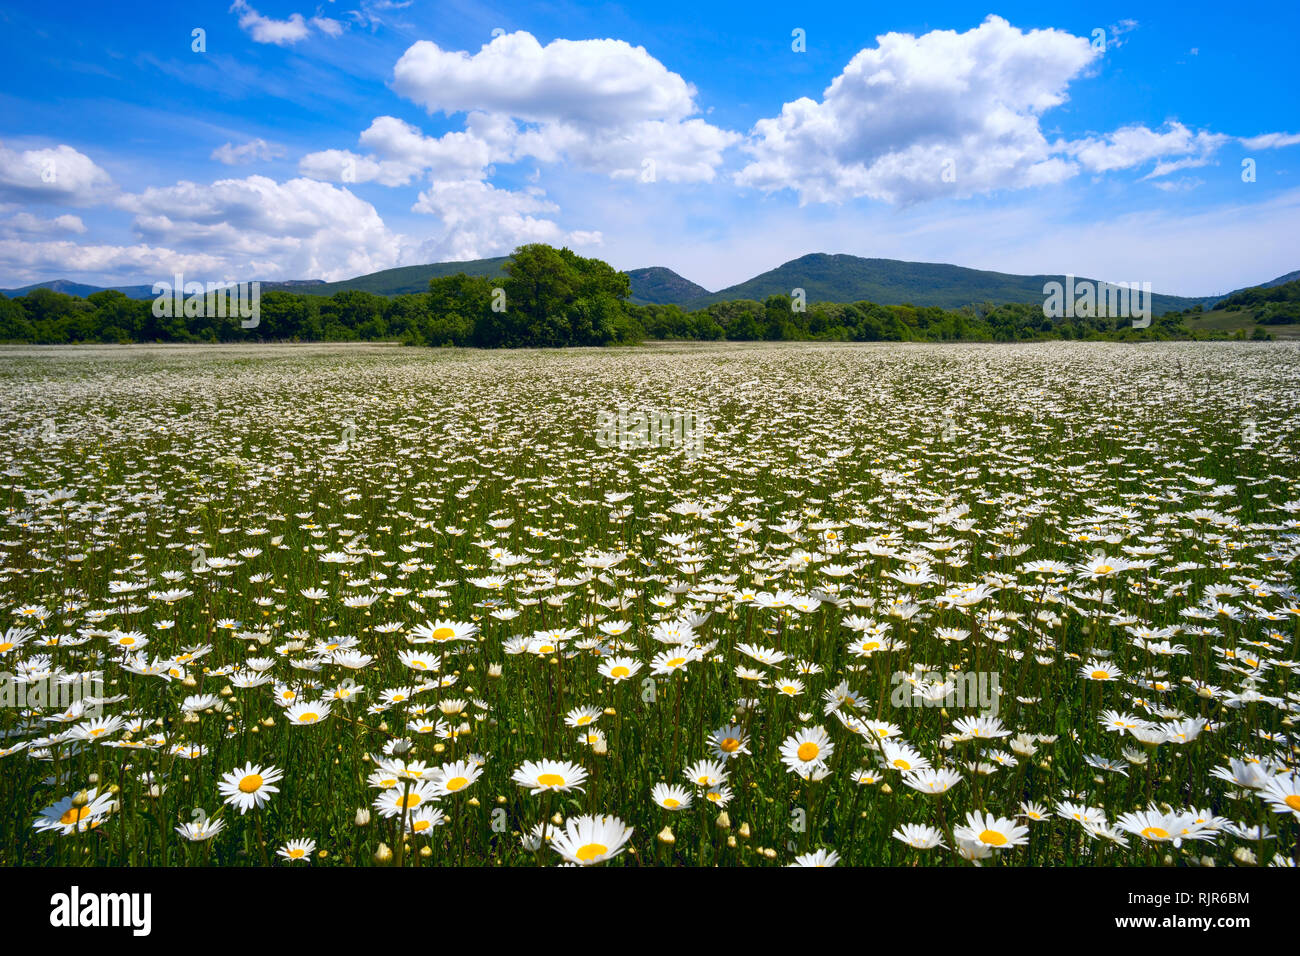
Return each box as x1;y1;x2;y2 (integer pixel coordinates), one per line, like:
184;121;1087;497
1;341;1297;867
1183;309;1300;339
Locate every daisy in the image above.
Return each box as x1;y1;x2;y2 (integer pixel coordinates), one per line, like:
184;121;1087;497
684;759;728;788
373;781;439;818
426;759;482;797
954;811;1029;849
217;762;283;814
789;849;840;866
277;838;316;862
779;725;833;775
512;759;589;795
892;823;946;849
409;619;479;645
564;706;603;728
1258;774;1300;819
708;725;751;760
597;656;643;682
549;814;633;866
34;788;115;835
285;700;332;726
652;782;693;810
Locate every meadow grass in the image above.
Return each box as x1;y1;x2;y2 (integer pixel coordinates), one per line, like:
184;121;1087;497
0;340;1297;867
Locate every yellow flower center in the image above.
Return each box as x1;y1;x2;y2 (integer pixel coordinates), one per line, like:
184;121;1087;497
60;806;90;825
444;776;468;792
238;774;263;793
1284;795;1300;811
298;712;319;723
893;758;911;769
402;793;422;809
1141;826;1169;840
575;842;606;862
720;738;740;752
979;829;1007;846
610;666;629;678
1090;670;1109;679
537;773;565;787
797;742;820;762
663;798;680;808
666;657;686;668
432;627;456;641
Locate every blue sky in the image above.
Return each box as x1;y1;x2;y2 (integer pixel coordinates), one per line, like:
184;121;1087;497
1;0;1296;294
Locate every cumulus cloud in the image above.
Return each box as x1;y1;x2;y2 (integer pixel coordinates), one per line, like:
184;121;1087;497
1061;122;1228;175
735;16;1100;204
390;31;738;183
211;138;286;165
230;1;341;45
299;116;491;186
410;179;598;261
0;143;116;205
117;175;405;281
1;212;87;236
0;240;227;286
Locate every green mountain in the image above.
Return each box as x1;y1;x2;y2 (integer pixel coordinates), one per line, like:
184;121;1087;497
262;257;512;296
7;254;1295;316
682;253;1225;314
624;267;712;305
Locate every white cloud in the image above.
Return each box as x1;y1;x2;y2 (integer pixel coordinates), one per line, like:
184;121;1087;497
410;179;599;261
1062;122;1228;174
299;116;491;186
736;16;1100;204
391;32;738;183
1240;132;1300;150
0;240;227;285
229;1;340;46
1;212;87;236
117;175;405;281
0;143;116;205
211;138;286;165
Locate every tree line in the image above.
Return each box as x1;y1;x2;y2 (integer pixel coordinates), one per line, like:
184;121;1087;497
0;243;1261;346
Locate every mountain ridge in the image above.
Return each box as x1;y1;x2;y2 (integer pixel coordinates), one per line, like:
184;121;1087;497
5;254;1294;315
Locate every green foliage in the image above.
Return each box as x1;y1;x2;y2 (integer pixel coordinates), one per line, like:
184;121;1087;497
0;245;1250;347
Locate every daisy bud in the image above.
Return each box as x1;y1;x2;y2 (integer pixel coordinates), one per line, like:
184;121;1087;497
551;812;563;826
592;738;608;756
355;808;371;827
487;665;502;679
657;826;675;844
373;842;392;864
71;790;89;808
261;717;274;727
738;822;751;839
880;784;893;795
182;676;197;687
763;847;777;859
715;811;731;830
468;797;480;807
1233;847;1257;865
87;773;99;785
1200;856;1215;867
419;846;432;858
727;835;737;848
603;707;616;716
